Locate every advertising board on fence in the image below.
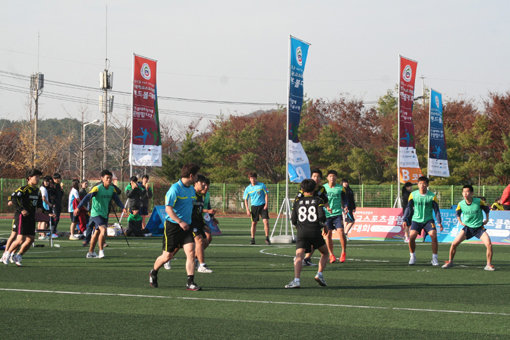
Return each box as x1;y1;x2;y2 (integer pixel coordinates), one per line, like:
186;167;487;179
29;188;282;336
342;208;510;245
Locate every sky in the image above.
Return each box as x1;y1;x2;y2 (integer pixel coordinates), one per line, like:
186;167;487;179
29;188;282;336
1;0;509;133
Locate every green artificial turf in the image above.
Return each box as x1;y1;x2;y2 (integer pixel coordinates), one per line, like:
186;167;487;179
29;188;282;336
0;217;509;339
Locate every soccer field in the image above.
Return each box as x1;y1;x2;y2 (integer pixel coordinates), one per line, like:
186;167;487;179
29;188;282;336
1;217;509;339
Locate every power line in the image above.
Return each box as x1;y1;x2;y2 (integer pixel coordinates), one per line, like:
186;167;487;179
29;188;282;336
0;70;281;106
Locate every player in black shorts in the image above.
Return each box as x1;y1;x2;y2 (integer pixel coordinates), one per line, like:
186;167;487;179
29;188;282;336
296;168;331;266
3;169;53;267
285;179;329;288
164;175;213;273
1;194;19;264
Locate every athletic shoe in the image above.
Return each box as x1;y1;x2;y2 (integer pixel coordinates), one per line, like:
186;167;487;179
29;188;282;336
404;237;410;243
314;274;327;287
69;235;79;240
431;257;439;266
329;254;337;264
186;282;201;291
149;269;158;288
98;250;105;258
86;252;97;258
442;261;453;269
484;265;495;271
197;264;213;273
14;254;22;267
302;257;316;266
250;238;255;245
339;252;346;263
38;235;48;240
265;237;271;245
285;279;301;289
163;260;171;270
409;254;416;265
9;253;15;264
2;253;9;265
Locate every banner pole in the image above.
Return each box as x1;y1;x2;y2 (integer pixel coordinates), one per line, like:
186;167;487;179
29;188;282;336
285;35;291;234
129;53;134;177
395;55;402;208
428;88;432;179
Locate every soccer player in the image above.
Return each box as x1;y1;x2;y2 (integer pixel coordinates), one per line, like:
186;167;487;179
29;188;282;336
68;179;81;240
243;172;270;245
297;168;331;266
140;174;153;229
50;173;64;235
500;183;510;210
402;176;443;266
202;177;216;247
400;182;414;242
37;176;52;240
75;170;124;259
2;169;53;266
285;179;328;288
442;185;494;271
190;175;213;273
149;163;201;291
323;170;347;263
162;175;212;272
342;179;357;241
1;194;19;264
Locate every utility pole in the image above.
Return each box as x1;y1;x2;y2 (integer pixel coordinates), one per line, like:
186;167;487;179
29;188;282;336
31;33;44;168
100;69;113;169
99;5;114;169
30;73;44;167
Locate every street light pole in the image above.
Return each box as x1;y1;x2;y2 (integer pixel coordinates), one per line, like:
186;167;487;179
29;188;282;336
81;117;100;180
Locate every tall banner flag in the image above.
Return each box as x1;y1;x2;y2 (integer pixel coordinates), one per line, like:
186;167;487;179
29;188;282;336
398;56;422;183
130;54;162;167
288;36;311;183
428;89;450;177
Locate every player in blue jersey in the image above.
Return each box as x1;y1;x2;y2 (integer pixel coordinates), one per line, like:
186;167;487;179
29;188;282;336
243;172;270;245
149;164;202;291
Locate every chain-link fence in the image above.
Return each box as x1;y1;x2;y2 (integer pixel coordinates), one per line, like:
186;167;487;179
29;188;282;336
1;178;506;214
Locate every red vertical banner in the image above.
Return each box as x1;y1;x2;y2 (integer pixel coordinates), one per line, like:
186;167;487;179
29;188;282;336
398;56;422;183
130;54;162;167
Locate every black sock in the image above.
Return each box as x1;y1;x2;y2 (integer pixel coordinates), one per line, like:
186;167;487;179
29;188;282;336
152;268;158;274
187;275;194;284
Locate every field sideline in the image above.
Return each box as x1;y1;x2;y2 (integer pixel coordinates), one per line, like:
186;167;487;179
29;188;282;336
1;217;509;339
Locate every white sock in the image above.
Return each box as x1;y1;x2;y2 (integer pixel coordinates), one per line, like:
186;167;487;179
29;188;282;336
294;278;300;282
432;254;438;259
410;252;415;257
200;263;206;266
317;272;323;277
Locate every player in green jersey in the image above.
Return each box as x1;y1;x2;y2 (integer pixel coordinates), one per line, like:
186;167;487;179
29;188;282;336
402;176;443;266
75;170;124;259
442;185;494;271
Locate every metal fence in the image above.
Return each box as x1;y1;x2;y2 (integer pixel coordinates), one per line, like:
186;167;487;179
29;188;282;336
0;178;505;214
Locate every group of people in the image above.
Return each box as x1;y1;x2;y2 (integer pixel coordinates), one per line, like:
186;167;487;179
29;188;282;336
149;164;216;291
1;165;504;290
1;169;156;265
242;168;357;289
401;176;495;271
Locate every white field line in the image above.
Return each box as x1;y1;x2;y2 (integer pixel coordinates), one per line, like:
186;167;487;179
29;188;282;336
0;287;508;317
259;248;390;263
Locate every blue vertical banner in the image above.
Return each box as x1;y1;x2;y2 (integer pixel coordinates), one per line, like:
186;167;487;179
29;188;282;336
428;89;450;177
288;36;311;183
